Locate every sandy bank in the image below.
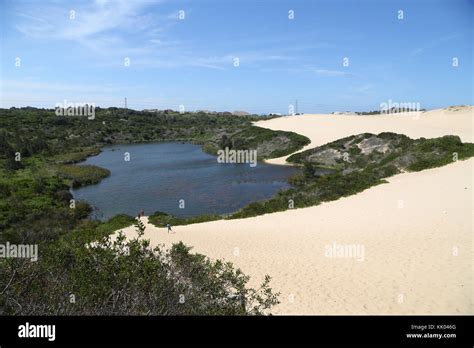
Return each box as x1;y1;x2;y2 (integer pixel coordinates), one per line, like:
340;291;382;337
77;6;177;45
255;107;473;165
114;107;473;314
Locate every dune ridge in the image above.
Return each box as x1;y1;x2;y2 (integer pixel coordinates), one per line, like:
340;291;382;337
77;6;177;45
115;107;473;314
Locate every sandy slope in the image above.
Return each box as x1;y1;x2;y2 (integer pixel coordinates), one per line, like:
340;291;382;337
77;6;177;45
255;106;473;165
115;107;473;314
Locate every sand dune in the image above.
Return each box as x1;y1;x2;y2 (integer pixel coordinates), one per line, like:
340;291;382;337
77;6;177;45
255;107;473;165
115;107;473;314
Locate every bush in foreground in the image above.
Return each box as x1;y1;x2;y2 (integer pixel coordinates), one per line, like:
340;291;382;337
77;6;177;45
0;222;279;315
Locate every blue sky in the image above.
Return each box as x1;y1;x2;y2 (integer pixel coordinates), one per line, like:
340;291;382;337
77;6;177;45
0;0;472;114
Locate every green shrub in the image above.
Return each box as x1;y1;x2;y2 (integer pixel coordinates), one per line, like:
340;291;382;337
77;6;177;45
148;211;222;227
0;226;279;315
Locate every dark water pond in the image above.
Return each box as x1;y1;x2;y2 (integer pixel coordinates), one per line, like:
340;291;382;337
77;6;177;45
72;143;299;220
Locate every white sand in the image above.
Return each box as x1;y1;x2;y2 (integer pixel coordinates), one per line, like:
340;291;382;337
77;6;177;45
115;107;473;314
255;106;473;165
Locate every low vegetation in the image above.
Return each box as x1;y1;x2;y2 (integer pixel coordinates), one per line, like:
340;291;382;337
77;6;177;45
0;107;300;315
228;133;474;218
1;106;473;315
149;132;474;224
149;211;221;227
53;164;110;188
0;220;278;315
0;107;309;243
204;126;310;159
0;107;309;161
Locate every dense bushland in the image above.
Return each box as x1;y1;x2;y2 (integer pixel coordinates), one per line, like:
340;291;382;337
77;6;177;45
0;219;278;315
0;107;296;315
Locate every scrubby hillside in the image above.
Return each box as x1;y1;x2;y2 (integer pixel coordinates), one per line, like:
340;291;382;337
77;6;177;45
229;133;474;218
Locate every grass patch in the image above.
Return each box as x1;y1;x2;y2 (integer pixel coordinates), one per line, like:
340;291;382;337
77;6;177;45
48;147;102;164
53;164;110;188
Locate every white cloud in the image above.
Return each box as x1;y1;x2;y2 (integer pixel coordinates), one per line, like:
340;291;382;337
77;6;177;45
14;0;162;52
